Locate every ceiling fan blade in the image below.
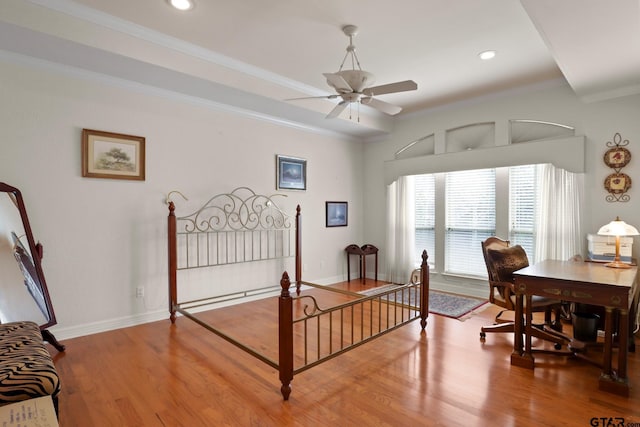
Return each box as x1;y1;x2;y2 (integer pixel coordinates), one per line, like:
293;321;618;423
326;101;348;119
323;73;353;93
363;80;417;96
361;97;403;115
285;94;339;101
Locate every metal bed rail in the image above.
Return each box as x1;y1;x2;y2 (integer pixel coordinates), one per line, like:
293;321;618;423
168;250;429;401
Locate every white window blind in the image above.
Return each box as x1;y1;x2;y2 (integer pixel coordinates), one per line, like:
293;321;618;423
445;169;495;276
414;174;435;264
509;165;536;259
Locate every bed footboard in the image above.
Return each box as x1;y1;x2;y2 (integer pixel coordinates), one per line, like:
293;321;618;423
277;250;430;400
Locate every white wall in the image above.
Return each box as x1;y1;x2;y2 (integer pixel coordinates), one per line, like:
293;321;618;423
363;81;640;296
2;59;638;339
0;60;365;339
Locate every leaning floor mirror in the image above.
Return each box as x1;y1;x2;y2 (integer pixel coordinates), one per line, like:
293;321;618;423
0;182;65;352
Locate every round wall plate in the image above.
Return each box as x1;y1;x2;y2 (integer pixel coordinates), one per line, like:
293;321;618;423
603;146;631;169
604;172;632;194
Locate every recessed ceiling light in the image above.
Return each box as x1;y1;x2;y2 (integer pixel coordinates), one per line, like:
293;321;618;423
479;50;496;60
168;0;194;11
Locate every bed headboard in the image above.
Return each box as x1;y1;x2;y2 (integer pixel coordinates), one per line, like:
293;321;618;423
169;187;294;269
167;187;302;321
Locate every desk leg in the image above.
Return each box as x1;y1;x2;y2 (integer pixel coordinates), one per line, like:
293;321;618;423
618;309;630;381
524;295;533;357
361;255;366;283
599;307;631;396
602;307;613;378
511;292;534;368
512;293;523;357
347;254;351;282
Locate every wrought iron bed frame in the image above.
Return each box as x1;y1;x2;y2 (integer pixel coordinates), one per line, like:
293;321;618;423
167;187;429;400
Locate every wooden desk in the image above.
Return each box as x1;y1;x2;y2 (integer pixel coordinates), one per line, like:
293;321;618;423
512;260;639;396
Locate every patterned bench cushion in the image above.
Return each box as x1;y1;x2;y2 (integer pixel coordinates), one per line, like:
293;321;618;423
0;321;60;405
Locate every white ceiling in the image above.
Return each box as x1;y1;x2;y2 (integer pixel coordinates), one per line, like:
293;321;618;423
1;0;638;139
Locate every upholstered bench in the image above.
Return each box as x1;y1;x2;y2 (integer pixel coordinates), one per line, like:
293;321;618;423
0;321;61;414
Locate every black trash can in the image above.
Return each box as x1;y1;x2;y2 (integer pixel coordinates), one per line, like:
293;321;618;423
571;312;600;342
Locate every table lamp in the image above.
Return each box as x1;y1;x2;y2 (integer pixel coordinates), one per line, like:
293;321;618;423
597;216;639;268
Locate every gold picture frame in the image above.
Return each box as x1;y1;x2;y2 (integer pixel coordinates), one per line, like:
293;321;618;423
82;129;146;180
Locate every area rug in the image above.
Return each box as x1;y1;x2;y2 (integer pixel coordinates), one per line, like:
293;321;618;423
426;290;488;319
359;285;488;320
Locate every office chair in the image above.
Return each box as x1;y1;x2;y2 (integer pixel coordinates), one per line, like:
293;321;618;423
480;237;569;348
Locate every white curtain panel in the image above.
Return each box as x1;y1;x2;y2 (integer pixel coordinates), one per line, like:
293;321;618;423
535;163;585;261
386;175;416;284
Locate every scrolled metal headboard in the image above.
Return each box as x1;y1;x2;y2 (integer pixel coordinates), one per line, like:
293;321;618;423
173;187;291;233
167;187;294;270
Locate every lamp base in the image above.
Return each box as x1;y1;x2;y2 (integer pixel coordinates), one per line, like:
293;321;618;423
604;260;632;269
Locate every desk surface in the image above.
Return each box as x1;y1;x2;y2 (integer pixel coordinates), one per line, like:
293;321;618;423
515;259;637;291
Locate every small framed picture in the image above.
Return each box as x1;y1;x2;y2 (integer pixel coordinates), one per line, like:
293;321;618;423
276;155;306;191
82;129;145;180
326;201;348;227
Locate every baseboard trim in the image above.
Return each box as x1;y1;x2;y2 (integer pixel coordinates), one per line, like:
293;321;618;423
48;274;489;341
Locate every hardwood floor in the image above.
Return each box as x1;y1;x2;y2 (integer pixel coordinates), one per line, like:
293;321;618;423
51;280;640;426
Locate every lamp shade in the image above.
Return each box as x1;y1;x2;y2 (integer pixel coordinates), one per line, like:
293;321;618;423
597;217;639;236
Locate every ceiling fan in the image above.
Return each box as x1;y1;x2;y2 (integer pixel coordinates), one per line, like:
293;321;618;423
289;25;418;120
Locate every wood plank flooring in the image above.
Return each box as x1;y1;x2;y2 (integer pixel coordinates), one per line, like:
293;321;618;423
50;280;640;426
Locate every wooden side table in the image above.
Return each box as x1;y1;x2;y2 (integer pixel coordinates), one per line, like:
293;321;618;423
345;244;378;283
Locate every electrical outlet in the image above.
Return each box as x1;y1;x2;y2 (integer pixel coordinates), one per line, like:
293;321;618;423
136;287;144;298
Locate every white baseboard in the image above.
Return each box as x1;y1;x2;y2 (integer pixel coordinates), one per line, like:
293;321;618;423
49;309;168;341
48;274;489;341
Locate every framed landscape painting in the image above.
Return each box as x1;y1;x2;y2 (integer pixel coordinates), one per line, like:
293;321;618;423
276;155;306;190
326;201;348;227
82;129;146;181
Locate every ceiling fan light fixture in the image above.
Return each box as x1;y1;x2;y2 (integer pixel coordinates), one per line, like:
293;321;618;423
332;70;375;93
168;0;195;11
287;25;417;120
479;50;497;60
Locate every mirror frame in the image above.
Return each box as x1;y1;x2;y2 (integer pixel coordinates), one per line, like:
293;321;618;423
0;182;57;329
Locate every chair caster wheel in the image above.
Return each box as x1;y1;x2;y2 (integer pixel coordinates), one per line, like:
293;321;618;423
554;343;562;350
480;331;486;340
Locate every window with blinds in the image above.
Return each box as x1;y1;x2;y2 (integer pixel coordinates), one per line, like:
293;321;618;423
445;169;496;276
509;165;536;258
413;165;538;278
414;174;435;264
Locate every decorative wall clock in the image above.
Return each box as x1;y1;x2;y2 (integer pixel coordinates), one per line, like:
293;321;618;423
603;133;632;202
